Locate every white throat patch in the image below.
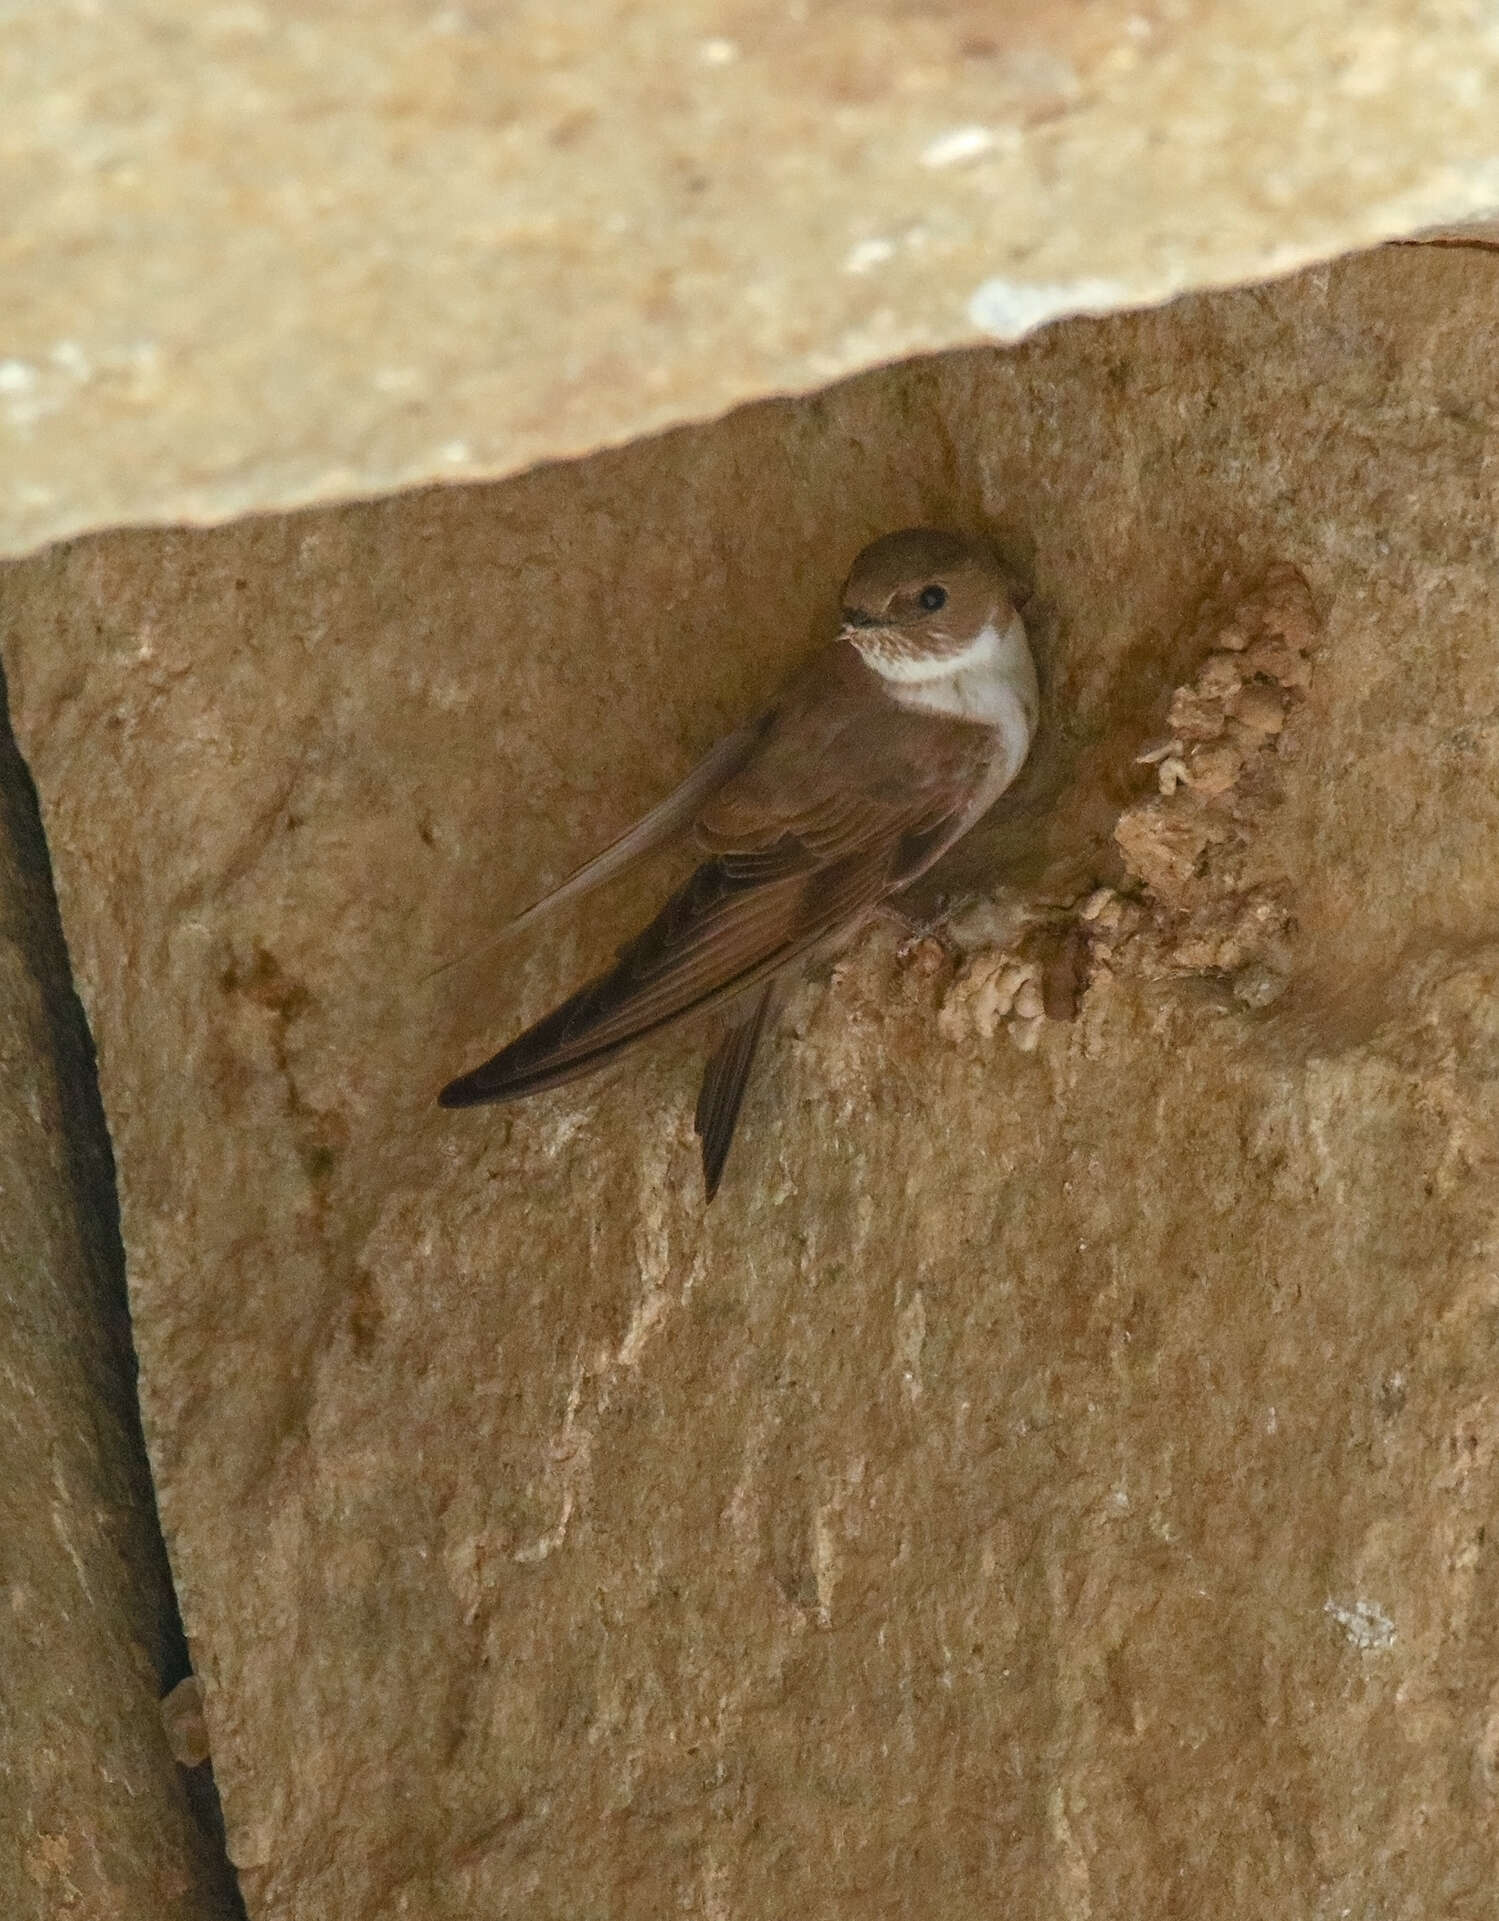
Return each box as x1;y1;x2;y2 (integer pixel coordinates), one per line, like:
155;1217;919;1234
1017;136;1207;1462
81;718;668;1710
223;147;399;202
854;623;991;685
854;613;1039;732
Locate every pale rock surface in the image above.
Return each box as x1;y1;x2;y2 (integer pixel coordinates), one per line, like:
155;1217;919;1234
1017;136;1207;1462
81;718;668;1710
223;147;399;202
4;246;1499;1915
0;712;239;1916
5;0;1499;556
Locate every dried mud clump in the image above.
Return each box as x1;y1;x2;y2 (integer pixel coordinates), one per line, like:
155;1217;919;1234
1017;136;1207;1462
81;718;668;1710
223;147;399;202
1111;564;1318;999
939;565;1319;1045
937;950;1049;1052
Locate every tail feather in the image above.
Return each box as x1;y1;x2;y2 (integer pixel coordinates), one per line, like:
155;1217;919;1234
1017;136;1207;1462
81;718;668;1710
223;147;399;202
694;983;777;1202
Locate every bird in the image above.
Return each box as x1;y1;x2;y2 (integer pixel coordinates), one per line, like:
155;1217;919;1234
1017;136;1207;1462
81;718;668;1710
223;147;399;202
437;527;1040;1200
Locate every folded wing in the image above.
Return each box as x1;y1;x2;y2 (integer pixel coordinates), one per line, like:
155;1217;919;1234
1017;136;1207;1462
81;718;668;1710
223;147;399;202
421;721;765;985
438;647;993;1107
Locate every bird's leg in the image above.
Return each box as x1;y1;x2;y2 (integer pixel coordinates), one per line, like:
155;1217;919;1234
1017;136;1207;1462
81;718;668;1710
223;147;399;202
873;891;963;958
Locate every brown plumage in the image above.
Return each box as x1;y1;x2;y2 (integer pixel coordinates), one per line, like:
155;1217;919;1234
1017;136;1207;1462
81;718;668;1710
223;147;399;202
438;528;1039;1200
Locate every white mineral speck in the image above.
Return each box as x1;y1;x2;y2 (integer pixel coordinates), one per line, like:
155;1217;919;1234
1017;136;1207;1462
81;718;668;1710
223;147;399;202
844;237;897;274
1324;1597;1396;1651
921;125;998;168
967;277;1130;340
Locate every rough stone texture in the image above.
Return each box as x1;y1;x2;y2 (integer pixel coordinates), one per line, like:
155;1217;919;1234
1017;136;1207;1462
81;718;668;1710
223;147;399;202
1417;217;1499;246
6;0;1499;557
5;244;1499;1915
0;705;240;1916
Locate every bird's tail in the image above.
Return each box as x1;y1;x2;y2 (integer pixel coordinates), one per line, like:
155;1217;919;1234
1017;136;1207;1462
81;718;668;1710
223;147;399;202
694;981;778;1202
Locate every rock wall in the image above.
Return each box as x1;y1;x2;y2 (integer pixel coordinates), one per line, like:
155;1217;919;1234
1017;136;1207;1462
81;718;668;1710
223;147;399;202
3;244;1498;1916
6;0;1499;556
0;702;240;1917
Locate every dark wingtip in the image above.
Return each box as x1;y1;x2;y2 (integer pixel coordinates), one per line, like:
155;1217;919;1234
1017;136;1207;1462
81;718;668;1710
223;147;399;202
436;1069;498;1108
698;1136;727;1204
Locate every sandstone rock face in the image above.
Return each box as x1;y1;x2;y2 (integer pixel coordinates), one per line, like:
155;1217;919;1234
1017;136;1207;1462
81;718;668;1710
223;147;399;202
6;0;1499;557
5;245;1499;1915
0;715;238;1917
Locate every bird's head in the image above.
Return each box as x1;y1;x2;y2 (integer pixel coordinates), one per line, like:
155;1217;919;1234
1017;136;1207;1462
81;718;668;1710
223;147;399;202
838;528;1016;682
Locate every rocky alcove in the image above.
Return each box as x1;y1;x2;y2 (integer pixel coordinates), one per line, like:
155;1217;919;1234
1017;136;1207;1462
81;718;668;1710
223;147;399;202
5;7;1499;1918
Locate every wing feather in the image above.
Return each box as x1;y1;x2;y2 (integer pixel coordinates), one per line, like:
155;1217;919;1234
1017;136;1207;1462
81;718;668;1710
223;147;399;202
437;849;894;1106
438;643;998;1109
421;722;764;984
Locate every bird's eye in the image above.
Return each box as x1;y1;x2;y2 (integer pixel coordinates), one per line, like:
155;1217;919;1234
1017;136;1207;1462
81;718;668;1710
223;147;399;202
918;585;948;612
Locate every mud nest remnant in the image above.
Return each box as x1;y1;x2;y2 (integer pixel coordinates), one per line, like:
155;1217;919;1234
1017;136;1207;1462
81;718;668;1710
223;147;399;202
939;563;1321;1047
